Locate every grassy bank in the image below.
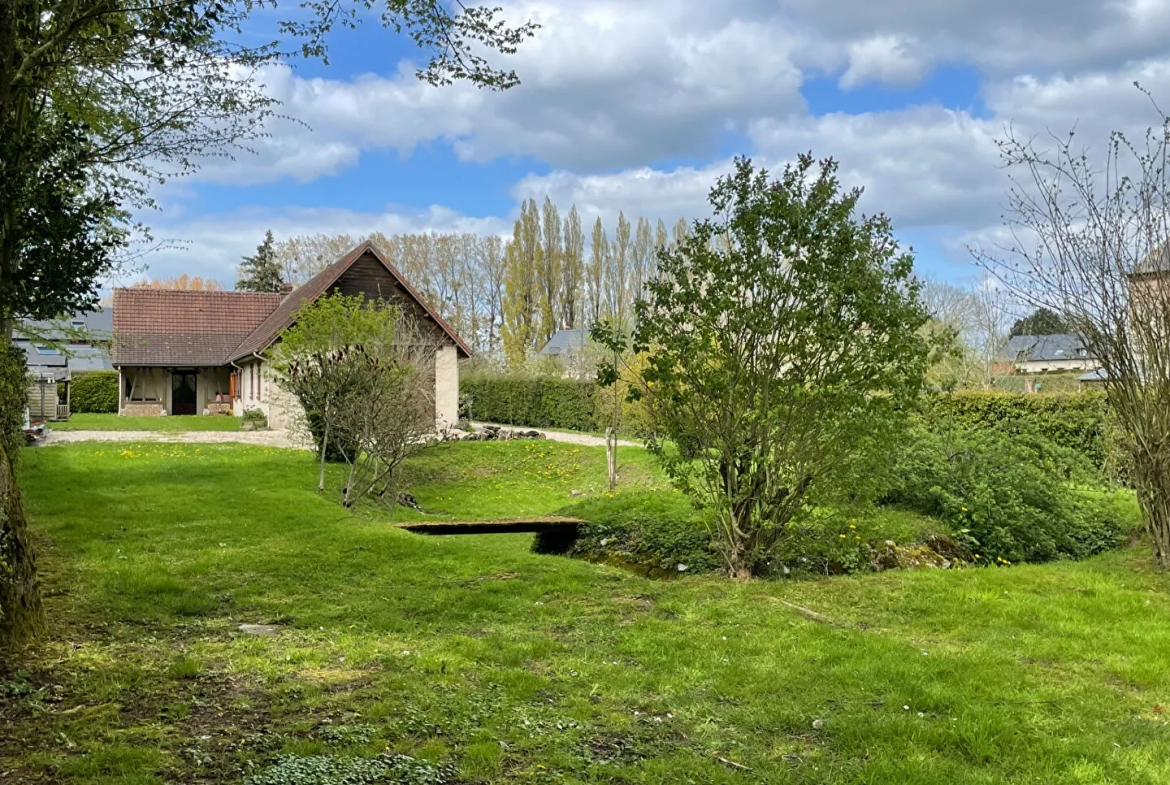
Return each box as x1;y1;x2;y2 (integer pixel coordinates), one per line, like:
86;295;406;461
3;441;1168;784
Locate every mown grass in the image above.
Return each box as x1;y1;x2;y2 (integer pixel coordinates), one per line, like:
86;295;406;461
52;413;243;431
4;440;1169;784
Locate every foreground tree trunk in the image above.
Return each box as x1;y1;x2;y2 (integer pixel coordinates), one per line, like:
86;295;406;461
0;440;45;652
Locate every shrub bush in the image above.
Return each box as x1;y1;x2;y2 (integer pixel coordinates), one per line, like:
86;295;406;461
461;376;600;431
69;371;118;413
881;423;1126;564
535;491;721;575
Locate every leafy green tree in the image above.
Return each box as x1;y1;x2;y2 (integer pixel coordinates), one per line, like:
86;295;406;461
597;156;930;579
1010;307;1071;337
237;230;285;292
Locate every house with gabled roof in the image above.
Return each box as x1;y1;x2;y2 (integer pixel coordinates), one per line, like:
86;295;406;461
111;242;469;429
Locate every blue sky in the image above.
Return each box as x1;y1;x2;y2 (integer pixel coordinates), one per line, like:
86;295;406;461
139;0;1170;289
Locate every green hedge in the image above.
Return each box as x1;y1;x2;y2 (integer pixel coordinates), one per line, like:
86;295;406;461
70;371;119;414
461;376;600;431
923;391;1108;468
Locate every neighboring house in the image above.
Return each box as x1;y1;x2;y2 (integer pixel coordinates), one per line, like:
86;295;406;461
995;334;1100;374
110;242;470;428
13;308;114;378
537;328;593;378
12;309;114;421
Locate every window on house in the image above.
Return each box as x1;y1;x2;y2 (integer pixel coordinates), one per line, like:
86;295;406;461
34;345;60;355
70;320;85;329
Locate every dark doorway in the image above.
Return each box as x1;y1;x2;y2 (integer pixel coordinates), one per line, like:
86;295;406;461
171;371;198;416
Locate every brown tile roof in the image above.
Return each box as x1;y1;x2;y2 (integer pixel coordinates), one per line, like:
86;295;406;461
111;290;282;366
229;241;472;362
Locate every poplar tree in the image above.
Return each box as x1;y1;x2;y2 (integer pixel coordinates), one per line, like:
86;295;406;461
539;197;563;340
632;217;654;306
562;206;585;329
588;217;609;327
609;212;632;327
502;200;541;365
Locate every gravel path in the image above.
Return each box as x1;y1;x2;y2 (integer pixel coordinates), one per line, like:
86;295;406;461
40;429;313;450
470;422;639;448
41;424;637;451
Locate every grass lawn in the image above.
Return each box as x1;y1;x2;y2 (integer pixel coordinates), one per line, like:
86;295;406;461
51;413;243;431
5;440;1170;784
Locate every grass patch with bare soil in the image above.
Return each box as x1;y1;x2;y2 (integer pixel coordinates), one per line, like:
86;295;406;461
3;440;1169;784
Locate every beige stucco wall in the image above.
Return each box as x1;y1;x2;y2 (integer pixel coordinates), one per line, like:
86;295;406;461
435;345;459;430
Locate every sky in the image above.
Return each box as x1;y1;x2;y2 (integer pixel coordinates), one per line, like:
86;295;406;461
132;0;1170;288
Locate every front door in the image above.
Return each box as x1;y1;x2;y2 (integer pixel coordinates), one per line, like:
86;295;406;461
171;371;198;415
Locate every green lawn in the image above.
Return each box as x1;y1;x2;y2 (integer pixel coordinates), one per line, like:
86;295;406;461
5;440;1170;784
51;413;243;431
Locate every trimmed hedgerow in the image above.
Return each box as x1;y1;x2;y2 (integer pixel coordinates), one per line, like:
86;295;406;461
535;491;721;575
70;371;118;413
461;376;600;431
924;391;1107;468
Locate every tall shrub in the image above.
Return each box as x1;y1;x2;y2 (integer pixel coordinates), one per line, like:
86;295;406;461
70;371;118;413
597;156;930;579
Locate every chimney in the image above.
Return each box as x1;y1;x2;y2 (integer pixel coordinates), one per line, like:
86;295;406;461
280;282;294;295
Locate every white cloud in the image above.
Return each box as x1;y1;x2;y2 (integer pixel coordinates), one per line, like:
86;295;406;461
839;36;926;90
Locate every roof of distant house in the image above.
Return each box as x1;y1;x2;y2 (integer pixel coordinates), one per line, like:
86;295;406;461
538;328;590;357
997;334;1094;363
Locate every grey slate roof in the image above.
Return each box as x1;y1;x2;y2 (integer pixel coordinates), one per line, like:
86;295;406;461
997;334;1094;363
539;329;590;357
14;309;113;342
1134;243;1170;276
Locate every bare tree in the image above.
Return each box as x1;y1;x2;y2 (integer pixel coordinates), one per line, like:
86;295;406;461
331;316;443;509
971;100;1170;567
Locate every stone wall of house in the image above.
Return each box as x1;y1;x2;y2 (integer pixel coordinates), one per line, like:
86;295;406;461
122;402;165;417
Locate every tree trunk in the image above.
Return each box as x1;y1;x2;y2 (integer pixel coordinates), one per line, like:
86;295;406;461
318;421;329;493
605;427;616;490
0;439;45;652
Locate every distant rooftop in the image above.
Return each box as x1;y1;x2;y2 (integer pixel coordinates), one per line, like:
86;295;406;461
14;309;112;342
998;334;1094;363
539;328;590;357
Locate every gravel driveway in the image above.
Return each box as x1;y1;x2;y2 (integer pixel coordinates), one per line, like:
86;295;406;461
40;429;313;450
41;424;637;451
